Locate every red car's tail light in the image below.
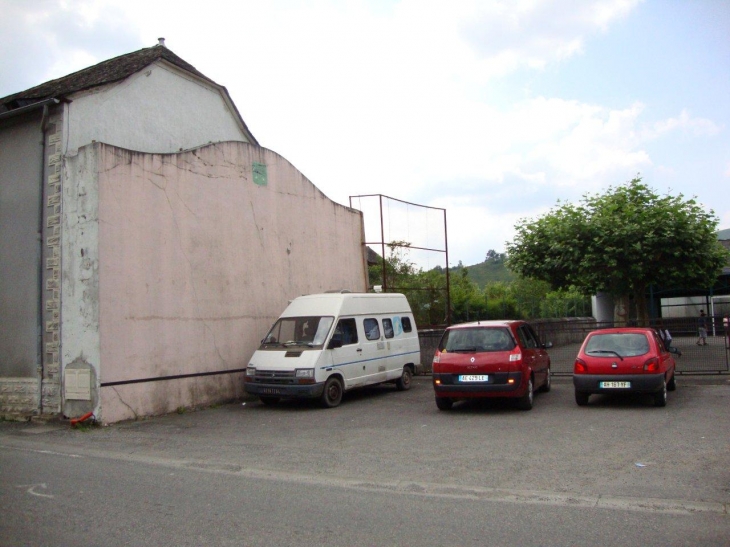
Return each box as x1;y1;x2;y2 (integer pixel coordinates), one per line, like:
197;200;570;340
574;358;588;374
643;357;659;372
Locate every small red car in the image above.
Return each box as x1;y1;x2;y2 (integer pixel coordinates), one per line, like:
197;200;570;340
573;327;676;407
432;320;552;411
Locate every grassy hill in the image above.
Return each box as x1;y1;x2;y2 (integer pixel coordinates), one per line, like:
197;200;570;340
464;257;516;287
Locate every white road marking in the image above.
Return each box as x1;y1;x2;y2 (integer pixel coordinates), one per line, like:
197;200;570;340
16;483;54;499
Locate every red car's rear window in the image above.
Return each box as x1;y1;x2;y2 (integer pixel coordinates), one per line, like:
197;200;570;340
585;333;650;358
439;327;515;353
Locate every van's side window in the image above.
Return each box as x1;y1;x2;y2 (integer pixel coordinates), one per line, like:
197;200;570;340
364;318;381;340
334;318;358;345
401;317;412;333
383;318;394;339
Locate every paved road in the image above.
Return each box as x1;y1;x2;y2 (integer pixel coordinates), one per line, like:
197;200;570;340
1;376;729;546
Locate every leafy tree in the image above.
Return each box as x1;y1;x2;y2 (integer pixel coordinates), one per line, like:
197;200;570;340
450;267;484;323
368;241;418;290
540;287;591;318
369;241;450;327
485;249;505;263
506;177;728;325
509;277;551;318
411;268;449;327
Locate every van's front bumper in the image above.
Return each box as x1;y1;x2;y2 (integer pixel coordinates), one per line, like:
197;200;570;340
244;381;325;399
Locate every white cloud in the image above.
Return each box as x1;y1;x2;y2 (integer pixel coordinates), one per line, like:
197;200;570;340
642;109;722;139
458;0;642;74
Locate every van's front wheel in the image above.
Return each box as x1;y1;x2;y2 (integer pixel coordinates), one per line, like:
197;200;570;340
320;376;343;408
395;367;412;391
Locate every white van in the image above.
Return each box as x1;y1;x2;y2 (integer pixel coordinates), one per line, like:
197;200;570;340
244;292;421;407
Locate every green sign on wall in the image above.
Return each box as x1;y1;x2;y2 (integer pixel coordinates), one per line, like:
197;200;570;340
252;162;268;186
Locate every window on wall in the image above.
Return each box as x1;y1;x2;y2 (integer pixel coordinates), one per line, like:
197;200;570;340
364;318;380;341
383;318;394;339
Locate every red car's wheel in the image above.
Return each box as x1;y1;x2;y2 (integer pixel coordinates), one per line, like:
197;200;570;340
516;377;534;410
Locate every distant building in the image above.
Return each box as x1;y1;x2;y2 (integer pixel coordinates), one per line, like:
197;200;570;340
0;40;367;422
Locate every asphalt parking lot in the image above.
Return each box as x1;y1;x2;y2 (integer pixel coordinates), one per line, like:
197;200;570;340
3;374;729;513
2;374;729;547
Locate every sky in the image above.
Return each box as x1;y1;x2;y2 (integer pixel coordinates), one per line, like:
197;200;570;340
1;0;728;269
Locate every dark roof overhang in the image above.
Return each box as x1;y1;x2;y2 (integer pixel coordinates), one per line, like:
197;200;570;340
0;97;60;122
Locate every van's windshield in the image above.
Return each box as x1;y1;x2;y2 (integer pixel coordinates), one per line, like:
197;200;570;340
260;316;335;349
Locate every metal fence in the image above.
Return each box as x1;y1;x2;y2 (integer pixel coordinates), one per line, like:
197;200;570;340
418;315;730;376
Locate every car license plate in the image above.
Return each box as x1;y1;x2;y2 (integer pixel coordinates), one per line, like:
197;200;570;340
459;375;488;382
599;381;631;388
261;388;282;394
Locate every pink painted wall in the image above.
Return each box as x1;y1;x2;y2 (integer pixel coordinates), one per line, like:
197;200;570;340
91;142;366;421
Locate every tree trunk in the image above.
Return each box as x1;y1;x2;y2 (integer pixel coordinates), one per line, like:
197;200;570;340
634;285;649;326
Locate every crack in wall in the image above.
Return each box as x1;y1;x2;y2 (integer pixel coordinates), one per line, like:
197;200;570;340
110;386;138;420
248;199;265;248
101;146;245;181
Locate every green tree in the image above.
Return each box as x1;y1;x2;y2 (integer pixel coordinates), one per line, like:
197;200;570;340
368;241;418;291
450;267;484;323
368;241;449;327
506;177;728;325
485;249;505;263
411;268;449;327
509;277;551;318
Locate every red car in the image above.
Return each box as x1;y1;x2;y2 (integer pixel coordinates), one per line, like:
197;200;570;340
432;320;552;411
573;327;676;407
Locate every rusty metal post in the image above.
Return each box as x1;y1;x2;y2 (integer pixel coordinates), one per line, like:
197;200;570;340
379;194;386;292
444;208;450;325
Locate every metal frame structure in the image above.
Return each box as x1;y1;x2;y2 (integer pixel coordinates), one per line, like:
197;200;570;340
349;194;451;325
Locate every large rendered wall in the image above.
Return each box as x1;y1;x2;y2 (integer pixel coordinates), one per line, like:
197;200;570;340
63;142;367;422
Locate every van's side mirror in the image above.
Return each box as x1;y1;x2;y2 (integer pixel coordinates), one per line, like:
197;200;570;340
328;338;342;349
